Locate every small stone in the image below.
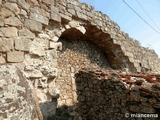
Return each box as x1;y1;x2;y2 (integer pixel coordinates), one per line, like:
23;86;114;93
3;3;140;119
140;105;155;113
38;33;50;39
51;36;59;42
152;102;160;108
0;56;5;63
148;98;157;104
28;70;43;78
66;99;73;106
49;42;62;50
135;77;146;85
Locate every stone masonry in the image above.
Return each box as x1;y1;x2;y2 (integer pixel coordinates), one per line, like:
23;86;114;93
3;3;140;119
0;0;160;119
75;69;160;120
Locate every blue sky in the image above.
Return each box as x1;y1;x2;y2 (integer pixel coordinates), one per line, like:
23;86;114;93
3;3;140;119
79;0;160;57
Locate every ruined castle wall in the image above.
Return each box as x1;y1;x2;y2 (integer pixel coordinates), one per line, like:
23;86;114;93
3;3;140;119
0;0;160;119
57;39;111;106
75;69;160;120
0;0;160;73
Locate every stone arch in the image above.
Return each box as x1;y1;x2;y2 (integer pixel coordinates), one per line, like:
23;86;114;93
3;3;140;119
60;27;85;41
55;23;114;106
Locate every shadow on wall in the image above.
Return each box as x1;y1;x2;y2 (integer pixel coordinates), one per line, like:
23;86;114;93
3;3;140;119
73;70;160;120
46;104;79;120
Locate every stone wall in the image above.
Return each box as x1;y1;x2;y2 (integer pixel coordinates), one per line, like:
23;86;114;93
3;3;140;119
75;69;160;120
0;0;160;119
57;39;111;106
0;0;160;72
0;65;43;120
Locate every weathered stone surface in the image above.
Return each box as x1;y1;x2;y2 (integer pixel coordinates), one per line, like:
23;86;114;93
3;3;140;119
30;13;49;25
66;99;73;106
29;38;48;56
0;38;13;52
0;65;43;120
42;0;55;6
50;12;61;22
4;16;22;26
7;51;24;63
15;38;31;51
24;19;42;33
30;7;50;18
75;70;160;120
38;33;50;39
76;12;87;20
49;42;62;50
51;36;59;42
0;56;5;63
152;102;160;108
50;6;61;22
27;70;43;78
50;6;59;14
60;13;72;22
0;17;4;26
4;2;20;14
0;0;160;120
17;0;30;10
0;8;13;18
18;28;35;38
0;27;17;37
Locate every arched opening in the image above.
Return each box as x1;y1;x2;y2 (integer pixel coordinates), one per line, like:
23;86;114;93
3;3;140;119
56;26;113;108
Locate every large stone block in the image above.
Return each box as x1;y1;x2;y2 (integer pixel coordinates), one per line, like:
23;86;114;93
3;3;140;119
0;65;43;120
24;19;42;33
17;0;30;10
27;70;43;78
30;7;50;18
76;12;87;20
0;38;13;52
4;16;22;26
0;8;13;18
60;13;72;22
4;2;20;14
50;12;61;23
42;0;55;5
0;17;4;26
15;38;31;51
50;6;61;22
18;28;35;39
7;51;24;63
0;27;17;37
30;13;49;25
50;6;59;14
